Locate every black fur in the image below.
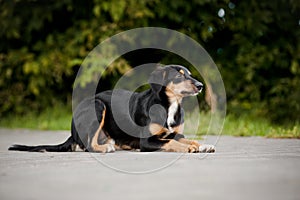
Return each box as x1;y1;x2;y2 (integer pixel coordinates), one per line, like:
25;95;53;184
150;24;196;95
9;136;75;152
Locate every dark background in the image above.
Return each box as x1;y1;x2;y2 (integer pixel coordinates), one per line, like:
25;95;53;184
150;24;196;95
1;0;299;125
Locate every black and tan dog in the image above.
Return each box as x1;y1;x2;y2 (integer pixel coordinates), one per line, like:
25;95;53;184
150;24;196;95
9;65;215;153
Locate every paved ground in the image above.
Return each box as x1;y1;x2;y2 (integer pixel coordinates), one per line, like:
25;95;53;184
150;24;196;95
0;129;299;200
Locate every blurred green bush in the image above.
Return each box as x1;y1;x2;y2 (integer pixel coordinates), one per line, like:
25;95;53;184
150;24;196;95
0;0;299;124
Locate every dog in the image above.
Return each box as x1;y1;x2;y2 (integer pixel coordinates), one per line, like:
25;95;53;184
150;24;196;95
9;65;215;153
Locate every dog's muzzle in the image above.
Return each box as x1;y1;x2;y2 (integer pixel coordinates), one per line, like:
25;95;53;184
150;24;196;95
195;81;203;93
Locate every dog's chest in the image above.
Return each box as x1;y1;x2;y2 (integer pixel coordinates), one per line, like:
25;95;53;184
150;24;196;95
167;101;179;131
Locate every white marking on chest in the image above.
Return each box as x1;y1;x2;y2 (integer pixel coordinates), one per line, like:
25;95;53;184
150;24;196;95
167;101;179;132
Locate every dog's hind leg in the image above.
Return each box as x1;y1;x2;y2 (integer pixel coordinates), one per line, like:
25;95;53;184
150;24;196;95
88;104;115;153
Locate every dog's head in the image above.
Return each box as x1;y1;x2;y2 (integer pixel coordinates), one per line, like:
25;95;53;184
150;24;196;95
149;64;203;100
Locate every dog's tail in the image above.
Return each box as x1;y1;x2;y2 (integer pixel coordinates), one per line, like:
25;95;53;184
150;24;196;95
8;136;76;152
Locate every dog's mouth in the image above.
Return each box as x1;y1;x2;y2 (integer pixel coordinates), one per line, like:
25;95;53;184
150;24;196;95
181;86;202;96
192;88;202;96
192;83;203;95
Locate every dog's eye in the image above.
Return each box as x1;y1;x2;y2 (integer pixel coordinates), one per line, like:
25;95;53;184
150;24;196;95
175;73;182;78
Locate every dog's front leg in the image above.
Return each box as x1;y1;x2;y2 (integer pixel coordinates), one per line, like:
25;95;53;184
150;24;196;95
173;124;216;153
140;137;199;153
161;139;199;153
177;137;215;153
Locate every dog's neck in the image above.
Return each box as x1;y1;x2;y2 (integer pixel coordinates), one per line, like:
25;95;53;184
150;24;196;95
167;101;178;131
148;87;183;132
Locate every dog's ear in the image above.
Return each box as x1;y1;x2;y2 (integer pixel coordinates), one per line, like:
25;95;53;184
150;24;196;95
148;66;166;97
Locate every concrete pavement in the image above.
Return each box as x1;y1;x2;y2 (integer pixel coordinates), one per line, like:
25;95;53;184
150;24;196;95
0;128;299;200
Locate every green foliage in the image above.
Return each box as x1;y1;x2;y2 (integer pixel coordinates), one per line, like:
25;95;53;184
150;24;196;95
188;111;299;138
214;1;300;123
0;103;72;130
0;0;299;126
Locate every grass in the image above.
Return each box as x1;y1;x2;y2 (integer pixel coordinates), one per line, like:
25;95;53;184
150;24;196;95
185;109;300;139
221;114;300;138
0;105;299;139
0;104;72;130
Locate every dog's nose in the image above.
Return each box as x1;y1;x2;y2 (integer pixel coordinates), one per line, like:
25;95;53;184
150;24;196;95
195;81;203;90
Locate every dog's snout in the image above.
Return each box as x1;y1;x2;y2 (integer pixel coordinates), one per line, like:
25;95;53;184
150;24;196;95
195;81;203;90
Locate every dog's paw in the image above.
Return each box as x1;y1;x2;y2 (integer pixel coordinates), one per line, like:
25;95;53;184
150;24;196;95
104;139;116;153
188;144;199;153
199;144;215;153
105;143;115;153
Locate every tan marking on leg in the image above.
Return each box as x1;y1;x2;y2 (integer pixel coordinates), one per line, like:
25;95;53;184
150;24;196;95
114;139;139;151
91;109;115;153
149;123;169;136
162;139;199;153
173;123;184;134
178;138;200;148
178;138;216;153
120;145;133;150
113;143;132;151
